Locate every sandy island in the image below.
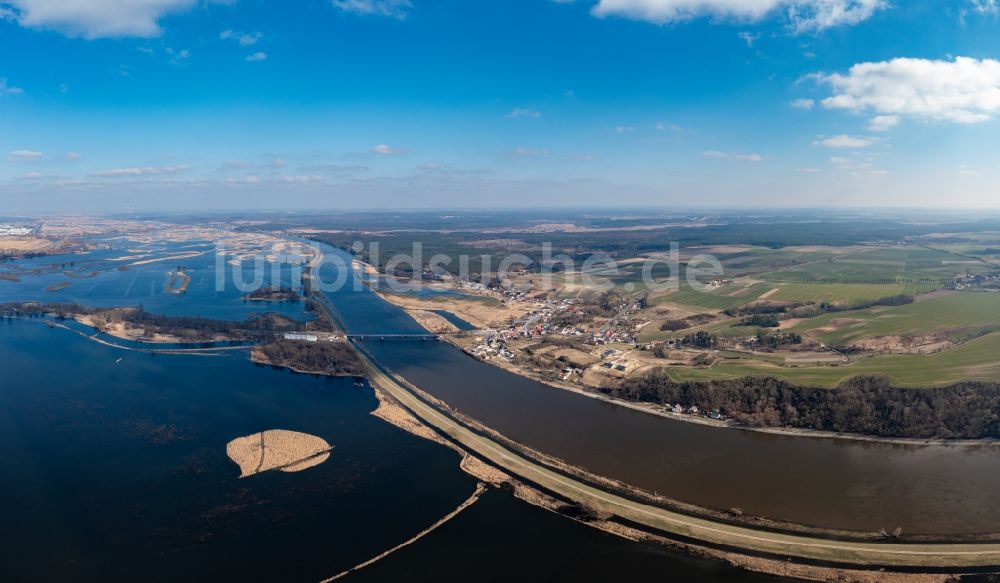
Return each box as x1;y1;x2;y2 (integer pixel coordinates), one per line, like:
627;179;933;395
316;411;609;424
226;429;332;478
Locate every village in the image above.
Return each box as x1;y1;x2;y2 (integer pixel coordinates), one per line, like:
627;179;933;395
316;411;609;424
950;270;1000;291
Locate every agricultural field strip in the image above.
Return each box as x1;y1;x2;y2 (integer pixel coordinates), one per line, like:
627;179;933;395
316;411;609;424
791;292;1000;346
665;333;1000;388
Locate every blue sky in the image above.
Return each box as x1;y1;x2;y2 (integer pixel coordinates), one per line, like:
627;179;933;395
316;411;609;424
1;0;999;212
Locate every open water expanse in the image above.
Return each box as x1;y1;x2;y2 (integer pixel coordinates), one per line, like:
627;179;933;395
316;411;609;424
4;236;1000;581
0;238;788;581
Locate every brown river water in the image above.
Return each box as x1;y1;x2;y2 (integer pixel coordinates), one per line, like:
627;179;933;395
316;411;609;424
363;338;1000;535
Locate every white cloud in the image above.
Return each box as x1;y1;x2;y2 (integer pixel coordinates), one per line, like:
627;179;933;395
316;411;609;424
614;125;637;133
866;114;899;131
92;165;190;177
655;121;683;132
968;0;997;13
506;107;542;119
332;0;411;19
813;134;878;148
0;0;198;38
509;147;550;158
372;144;409;155
65;152;82;161
703;149;764;161
818;57;1000;125
738;31;759;46
785;0;885;32
165;46;190;66
589;0;886;33
221;159;250;170
790;98;815;109
7;149;43;162
827;154;885;176
220;29;262;46
245;51;267;62
794;167;821;173
0;77;24;96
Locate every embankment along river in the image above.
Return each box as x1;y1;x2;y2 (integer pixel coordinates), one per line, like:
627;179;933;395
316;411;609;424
311;242;1000;535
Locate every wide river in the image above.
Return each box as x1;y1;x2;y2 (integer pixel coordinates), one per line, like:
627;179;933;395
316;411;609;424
4;233;999;580
310;242;1000;535
0;239;785;581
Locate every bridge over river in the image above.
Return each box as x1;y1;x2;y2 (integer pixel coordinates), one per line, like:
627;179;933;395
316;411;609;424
346;333;441;341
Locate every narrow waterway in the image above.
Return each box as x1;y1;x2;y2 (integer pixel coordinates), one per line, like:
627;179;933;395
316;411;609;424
312;241;1000;535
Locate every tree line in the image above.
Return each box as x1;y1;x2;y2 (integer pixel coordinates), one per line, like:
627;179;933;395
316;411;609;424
254;339;364;376
603;372;1000;439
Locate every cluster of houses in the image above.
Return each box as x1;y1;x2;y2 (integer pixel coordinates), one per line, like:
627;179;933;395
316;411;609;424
660;403;725;421
703;278;734;291
559;366;584;381
465;298;584;361
0;224;34;237
950;271;1000;291
597;348;630;373
588;301;641;345
455;277;530;303
282;332;347;343
466;335;516;361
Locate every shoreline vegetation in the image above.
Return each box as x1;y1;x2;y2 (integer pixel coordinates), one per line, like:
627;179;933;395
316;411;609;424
251;338;365;377
0;301;330;344
241;286;301;302
437;334;1000;447
606;373;1000;440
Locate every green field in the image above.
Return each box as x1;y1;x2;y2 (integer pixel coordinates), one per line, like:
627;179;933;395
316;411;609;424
713;247;840;276
764;282;935;304
664;332;1000;387
790;291;1000;345
653;282;773;310
763;246;987;284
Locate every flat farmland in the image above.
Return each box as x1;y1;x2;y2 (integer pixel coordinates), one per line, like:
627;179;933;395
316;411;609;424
654;282;773;310
764;282;935;304
790;291;1000;346
664;332;1000;387
763;247;987;284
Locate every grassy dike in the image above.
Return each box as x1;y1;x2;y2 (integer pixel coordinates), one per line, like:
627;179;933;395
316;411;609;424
354;343;1000;571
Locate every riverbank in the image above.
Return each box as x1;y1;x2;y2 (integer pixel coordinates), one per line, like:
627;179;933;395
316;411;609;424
250;339;365;377
75;313;189;343
436;334;1000;448
376;288;533;329
355;340;1000;574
